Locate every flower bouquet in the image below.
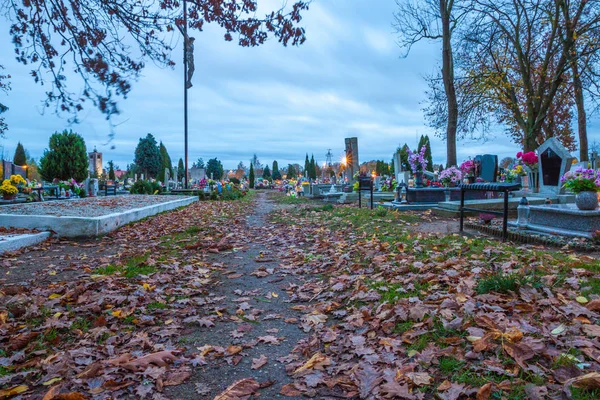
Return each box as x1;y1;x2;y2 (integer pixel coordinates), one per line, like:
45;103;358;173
561;167;600;210
440;167;462;187
0;179;19;200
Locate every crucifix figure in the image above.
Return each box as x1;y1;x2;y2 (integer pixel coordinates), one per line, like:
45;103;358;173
178;24;195;89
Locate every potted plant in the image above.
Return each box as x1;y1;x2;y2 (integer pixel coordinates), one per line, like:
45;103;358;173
517;151;539;192
440;167;462;187
407;146;429;188
561;168;600;210
0;179;19;200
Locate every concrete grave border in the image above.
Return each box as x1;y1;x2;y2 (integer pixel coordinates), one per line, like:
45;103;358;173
0;196;198;238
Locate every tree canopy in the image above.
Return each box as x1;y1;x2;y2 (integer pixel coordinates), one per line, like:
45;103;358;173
206;158;224;180
1;1;309;125
158;142;173;182
39;130;88;182
272;160;282;180
13;142;27;166
134;134;162;179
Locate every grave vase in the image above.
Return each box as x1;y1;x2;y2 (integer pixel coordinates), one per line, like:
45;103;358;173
527;170;539;193
575;191;599;211
415;171;424;188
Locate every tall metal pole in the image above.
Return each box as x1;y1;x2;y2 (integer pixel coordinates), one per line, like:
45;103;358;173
183;0;189;189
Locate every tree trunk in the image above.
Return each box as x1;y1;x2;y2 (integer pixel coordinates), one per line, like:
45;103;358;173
571;59;588;161
440;0;458;167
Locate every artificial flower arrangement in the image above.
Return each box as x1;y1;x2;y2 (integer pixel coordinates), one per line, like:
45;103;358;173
561;168;600;194
460;160;475;176
516;151;539;170
0;179;19;197
10;174;27;187
56;178;85;197
301;181;310;186
439;167;462;186
407;146;428;173
513;164;526;176
501;168;521;183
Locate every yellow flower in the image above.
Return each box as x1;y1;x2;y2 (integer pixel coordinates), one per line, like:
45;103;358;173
0;180;18;195
9;175;26;186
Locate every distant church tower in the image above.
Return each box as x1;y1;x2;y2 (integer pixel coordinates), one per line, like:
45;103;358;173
88;148;103;177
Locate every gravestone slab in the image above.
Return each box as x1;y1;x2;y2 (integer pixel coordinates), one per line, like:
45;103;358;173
393;151;403;184
480;155;498;182
591;151;599;170
537;137;574;194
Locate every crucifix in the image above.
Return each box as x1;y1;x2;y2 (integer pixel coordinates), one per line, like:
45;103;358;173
181;0;196;189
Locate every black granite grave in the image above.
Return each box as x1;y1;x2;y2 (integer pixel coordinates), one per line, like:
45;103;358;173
480;155;498;182
540;148;562;186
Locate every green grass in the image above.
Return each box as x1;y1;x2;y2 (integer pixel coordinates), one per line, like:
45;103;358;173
438;356;465;374
582;277;600;297
275;195;312;205
369;280;430;303
407;334;431;352
476;272;520;294
570;386;600;400
95;264;121;275
96;253;157;278
0;366;10;377
147;301;168;310
392;321;414;334
71;317;91;332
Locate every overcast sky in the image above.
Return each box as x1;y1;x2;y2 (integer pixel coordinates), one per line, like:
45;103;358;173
0;0;598;171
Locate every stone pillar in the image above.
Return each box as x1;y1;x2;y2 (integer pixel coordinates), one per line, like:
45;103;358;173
344;137;359;183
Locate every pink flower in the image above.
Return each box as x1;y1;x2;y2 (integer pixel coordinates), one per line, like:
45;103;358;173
516;152;523;158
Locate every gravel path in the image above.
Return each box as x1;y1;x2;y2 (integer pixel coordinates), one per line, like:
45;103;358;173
0;195;185;217
166;192;307;399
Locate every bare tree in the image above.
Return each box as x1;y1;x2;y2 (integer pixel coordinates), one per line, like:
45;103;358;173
560;0;600;161
394;0;469;166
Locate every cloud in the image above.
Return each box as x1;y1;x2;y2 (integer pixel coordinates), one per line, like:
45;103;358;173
0;0;596;171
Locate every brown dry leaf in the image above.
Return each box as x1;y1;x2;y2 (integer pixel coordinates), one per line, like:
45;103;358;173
582;324;600;337
476;383;493;400
0;385;28;398
293;352;332;375
121;351;178;372
162;370;191;386
52;394;88;400
503;342;535;369
213;378;260;400
279;384;302;397
405;372;432;386
8;332;39;350
355;364;383;398
437;380;452;391
567;372;600;389
226;345;243;355
586;299;600;311
251;355;268;370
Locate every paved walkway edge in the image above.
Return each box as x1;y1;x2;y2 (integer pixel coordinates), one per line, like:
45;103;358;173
0;232;52;254
0;196;198;237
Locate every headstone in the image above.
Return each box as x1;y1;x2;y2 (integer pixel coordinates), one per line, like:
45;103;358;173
537;137;575;194
479;154;498;182
374;176;381;191
134;174;138;182
189;167;206;183
393;151;403;183
344;137;359;183
89;179;99;197
591;151;599;170
164;168;170;184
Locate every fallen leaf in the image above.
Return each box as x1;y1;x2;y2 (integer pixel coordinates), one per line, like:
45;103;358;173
251;355;268;370
213;378;260;400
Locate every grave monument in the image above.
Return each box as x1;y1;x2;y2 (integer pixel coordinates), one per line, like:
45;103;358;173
536;137;574;195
